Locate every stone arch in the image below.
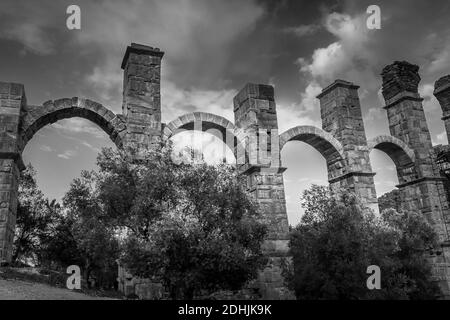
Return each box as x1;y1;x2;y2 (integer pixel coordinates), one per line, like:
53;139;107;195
279;126;345;161
367;135;415;168
162;112;245;161
19;97;127;151
279;125;346;181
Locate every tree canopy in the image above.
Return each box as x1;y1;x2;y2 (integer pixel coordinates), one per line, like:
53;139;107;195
65;147;267;298
287;185;440;300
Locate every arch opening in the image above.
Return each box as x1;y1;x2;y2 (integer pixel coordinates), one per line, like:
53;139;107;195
281;140;329;226
367;135;416;186
19;98;126;152
163;112;245;163
369;149;400;211
279;126;346;180
170;131;236;165
367;135;417;212
21;116;117;205
279;126;345;226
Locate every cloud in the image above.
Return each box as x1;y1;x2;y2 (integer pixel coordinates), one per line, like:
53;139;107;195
0;0;266;113
50;118;108;139
374;180;396;187
277;102;321;133
57;150;77;160
297;12;376;87
86;62;122;104
161;81;236;123
364;107;385;123
81;141;101;153
435;131;448;145
39;145;54;152
276;82;322;132
69;0;264;105
1;23;55;55
297;177;326;184
0;1;59;55
419;83;440;114
428;42;450;74
283;24;320;37
170;131;234;164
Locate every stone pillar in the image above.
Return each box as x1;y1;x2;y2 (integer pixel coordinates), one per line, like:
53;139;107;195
317;80;379;213
434;76;450;240
381;61;450;297
381;61;449;240
434;75;450;144
121;43;164;156
0;82;25;264
434;75;450;298
233;83;293;299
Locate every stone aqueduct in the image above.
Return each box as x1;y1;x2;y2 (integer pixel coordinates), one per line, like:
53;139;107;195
1;43;450;298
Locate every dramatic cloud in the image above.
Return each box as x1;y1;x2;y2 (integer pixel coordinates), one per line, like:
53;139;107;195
161;82;236;123
71;0;265;107
50;118;108;139
436;131;448;145
283;24;321;37
39;145;54;153
57;149;77;160
0;1;60;55
297;12;376;88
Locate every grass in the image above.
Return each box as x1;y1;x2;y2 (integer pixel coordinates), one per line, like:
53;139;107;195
0;266;124;299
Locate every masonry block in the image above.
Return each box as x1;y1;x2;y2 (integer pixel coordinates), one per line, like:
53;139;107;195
233;84;293;299
434;75;450;144
121;43;164;155
380;62;450;297
317;80;378;212
0;82;25;264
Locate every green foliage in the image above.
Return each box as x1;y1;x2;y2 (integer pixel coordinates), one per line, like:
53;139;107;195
15;146;265;295
378;189;402;212
13;165;60;265
90;147;267;299
48;170;120;289
20;167;121;289
287;185;440;300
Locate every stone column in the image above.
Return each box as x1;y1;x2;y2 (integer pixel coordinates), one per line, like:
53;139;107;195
233;83;293;299
434;75;450;144
381;61;449;240
121;43;164;156
317;80;379;213
381;61;450;297
0;82;25;264
433;75;450;239
434;75;450;298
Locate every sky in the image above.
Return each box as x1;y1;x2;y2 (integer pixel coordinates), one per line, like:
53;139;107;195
1;0;450;226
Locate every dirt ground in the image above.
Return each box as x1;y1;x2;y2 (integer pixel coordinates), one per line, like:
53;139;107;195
0;278;114;300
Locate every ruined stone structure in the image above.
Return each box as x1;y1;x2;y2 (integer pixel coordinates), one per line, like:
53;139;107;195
1;43;450;298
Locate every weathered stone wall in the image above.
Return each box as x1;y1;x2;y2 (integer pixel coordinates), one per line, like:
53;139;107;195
121;43;164;156
0;82;25;264
381;61;450;297
317;80;378;213
433;76;450;298
233;83;293;299
434;75;450;144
